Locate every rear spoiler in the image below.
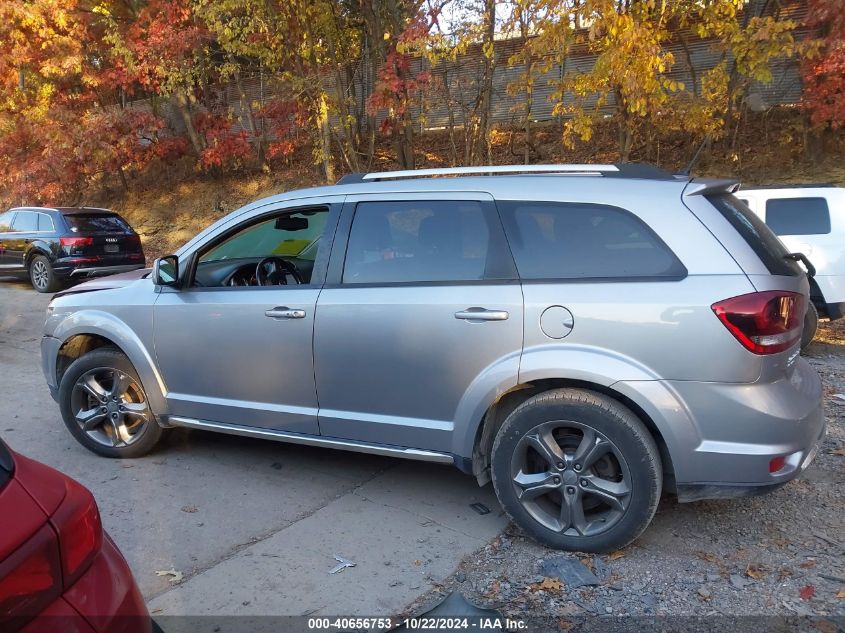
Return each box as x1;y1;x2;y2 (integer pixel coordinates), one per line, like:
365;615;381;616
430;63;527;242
682;179;740;196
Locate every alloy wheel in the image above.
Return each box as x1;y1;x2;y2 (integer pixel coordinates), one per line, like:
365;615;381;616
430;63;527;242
31;260;49;290
510;420;632;537
70;368;150;448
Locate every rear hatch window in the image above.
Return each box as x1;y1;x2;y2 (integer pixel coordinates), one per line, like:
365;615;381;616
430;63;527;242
64;213;131;234
706;194;801;277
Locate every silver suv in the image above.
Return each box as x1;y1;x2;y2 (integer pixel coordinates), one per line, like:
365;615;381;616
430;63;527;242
41;164;825;552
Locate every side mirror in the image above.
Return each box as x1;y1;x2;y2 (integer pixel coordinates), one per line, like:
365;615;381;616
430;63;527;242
152;255;179;287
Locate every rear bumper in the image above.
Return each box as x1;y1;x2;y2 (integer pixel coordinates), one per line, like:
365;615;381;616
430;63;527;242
52;256;145;279
63;532;152;632
67;264;145;278
616;356;826;501
20;534;150;633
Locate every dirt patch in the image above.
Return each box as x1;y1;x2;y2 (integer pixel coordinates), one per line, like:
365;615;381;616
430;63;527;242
403;321;845;620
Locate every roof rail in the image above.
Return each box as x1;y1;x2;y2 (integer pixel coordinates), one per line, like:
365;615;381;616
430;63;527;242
360;164;619;181
336;163;678;185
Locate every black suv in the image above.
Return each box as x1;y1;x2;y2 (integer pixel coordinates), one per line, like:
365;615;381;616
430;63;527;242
0;207;145;292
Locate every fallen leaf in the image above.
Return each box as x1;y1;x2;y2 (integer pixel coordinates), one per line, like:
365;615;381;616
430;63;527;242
155;568;184;584
778;567;793;580
557;619;575;631
746;564;765;579
800;559;817;569
830;447;845;456
799;585;816;601
816;620;839;633
579;556;594;569
531;577;562;592
180;505;198;513
483;580;501;597
607;550;625;561
836;588;845;599
414;560;422;566
696;551;718;563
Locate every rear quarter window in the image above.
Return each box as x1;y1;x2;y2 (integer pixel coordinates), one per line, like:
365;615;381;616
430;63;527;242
64;213;131;233
765;197;831;236
497;201;686;281
706;194;800;277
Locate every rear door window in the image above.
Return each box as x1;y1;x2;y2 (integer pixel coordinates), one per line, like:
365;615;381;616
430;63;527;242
11;211;38;232
0;212;12;232
765;197;831;236
497;201;686;280
64;214;130;233
342;200;514;284
706;194;800;277
37;213;54;232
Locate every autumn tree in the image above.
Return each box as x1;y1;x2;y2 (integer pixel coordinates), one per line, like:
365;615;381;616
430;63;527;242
693;0;800;148
0;0;167;203
802;0;845;131
551;0;683;161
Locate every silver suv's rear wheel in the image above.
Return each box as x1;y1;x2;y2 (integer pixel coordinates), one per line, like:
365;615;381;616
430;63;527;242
59;348;163;458
491;388;661;552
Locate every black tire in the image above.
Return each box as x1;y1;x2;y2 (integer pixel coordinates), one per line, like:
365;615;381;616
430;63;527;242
29;254;62;293
801;301;819;351
59;347;163;458
491;388;662;552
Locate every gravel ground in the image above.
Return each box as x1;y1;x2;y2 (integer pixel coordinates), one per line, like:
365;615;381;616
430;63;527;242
403;321;845;624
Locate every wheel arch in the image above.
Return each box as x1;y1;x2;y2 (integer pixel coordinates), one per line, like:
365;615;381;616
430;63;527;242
52;312;168;415
24;244;52;268
466;378;676;491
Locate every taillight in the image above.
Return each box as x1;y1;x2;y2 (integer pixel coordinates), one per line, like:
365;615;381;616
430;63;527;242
49;478;102;588
711;291;805;354
60;237;93;256
59;237;93;248
0;526;62;631
126;234;141;248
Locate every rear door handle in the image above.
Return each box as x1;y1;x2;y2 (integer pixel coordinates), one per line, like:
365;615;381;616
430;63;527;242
265;306;306;319
454;308;509;322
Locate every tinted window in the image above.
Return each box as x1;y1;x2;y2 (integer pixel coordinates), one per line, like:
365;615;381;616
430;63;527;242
343;200;513;284
11;211;38;232
37;213;54;232
64;213;130;233
765;197;831;236
0;212;12;232
707;194;799;277
498;201;685;280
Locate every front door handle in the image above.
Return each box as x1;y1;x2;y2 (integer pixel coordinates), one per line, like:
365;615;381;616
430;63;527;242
454;308;509;322
265;306;306;319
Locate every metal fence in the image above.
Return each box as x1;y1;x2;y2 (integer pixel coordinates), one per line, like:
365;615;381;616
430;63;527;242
130;6;809;138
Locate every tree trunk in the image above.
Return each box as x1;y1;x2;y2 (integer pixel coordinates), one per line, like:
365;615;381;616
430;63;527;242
316;91;335;182
477;0;496;164
230;59;265;167
173;89;204;156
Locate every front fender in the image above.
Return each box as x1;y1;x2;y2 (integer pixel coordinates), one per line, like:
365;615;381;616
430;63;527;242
48;309;168;415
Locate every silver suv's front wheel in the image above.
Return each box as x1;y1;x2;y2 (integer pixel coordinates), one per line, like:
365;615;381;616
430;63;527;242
491;388;662;552
59;348;163;458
